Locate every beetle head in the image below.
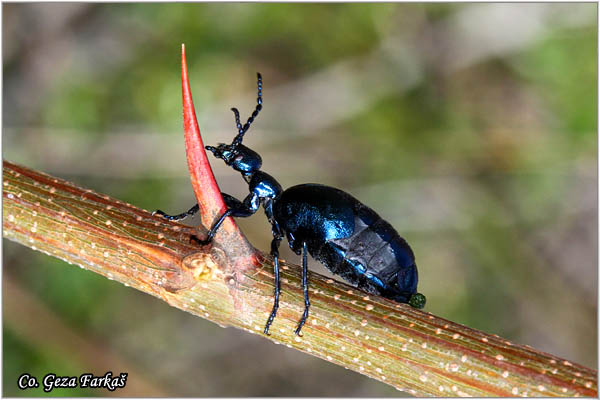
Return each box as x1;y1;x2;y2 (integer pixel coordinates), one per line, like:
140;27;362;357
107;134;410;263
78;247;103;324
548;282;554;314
205;143;262;175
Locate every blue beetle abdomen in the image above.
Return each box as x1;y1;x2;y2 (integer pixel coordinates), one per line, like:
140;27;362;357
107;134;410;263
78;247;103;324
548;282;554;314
328;209;418;301
274;183;419;303
273;184;357;249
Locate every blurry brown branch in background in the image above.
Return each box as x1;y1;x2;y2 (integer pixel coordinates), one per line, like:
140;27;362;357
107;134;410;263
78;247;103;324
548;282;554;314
3;160;597;397
3;273;168;396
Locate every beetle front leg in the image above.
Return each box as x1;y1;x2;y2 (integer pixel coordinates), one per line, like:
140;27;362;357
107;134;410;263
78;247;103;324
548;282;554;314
153;204;199;221
198;192;259;244
221;193;244;210
153;192;243;222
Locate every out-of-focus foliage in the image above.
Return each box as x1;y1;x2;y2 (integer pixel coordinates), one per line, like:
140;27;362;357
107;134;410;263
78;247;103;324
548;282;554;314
3;3;596;397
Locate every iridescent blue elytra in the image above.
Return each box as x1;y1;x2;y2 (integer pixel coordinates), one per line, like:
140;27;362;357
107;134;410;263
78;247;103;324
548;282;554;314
153;73;426;336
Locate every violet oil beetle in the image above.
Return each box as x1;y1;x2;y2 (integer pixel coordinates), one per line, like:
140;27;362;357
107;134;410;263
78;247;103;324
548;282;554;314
154;73;426;336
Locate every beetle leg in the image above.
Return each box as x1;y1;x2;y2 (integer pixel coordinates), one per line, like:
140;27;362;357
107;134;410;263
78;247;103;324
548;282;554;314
153;192;245;223
295;241;310;336
198;192;259;244
153;192;238;222
221;192;244;209
152;203;199;221
264;226;283;335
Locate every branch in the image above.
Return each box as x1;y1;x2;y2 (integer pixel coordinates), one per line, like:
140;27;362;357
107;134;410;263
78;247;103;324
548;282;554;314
2;160;596;397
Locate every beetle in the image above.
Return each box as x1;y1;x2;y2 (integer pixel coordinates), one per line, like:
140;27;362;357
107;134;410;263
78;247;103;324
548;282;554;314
154;73;426;336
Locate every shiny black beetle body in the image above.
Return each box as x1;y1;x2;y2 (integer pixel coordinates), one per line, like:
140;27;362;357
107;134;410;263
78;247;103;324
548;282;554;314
154;73;425;335
275;184;420;304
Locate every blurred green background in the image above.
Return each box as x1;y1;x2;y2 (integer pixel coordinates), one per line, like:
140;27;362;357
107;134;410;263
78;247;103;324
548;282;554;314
3;3;597;397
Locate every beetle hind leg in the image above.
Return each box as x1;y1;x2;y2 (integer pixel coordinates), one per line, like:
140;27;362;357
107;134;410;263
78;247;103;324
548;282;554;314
295;241;310;336
264;227;283;335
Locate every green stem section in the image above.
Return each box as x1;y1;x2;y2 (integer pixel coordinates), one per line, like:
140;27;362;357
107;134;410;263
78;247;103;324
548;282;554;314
2;161;596;397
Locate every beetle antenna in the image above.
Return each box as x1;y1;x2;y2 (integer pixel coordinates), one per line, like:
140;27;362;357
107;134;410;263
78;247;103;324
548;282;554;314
231;108;243;135
231;72;263;147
